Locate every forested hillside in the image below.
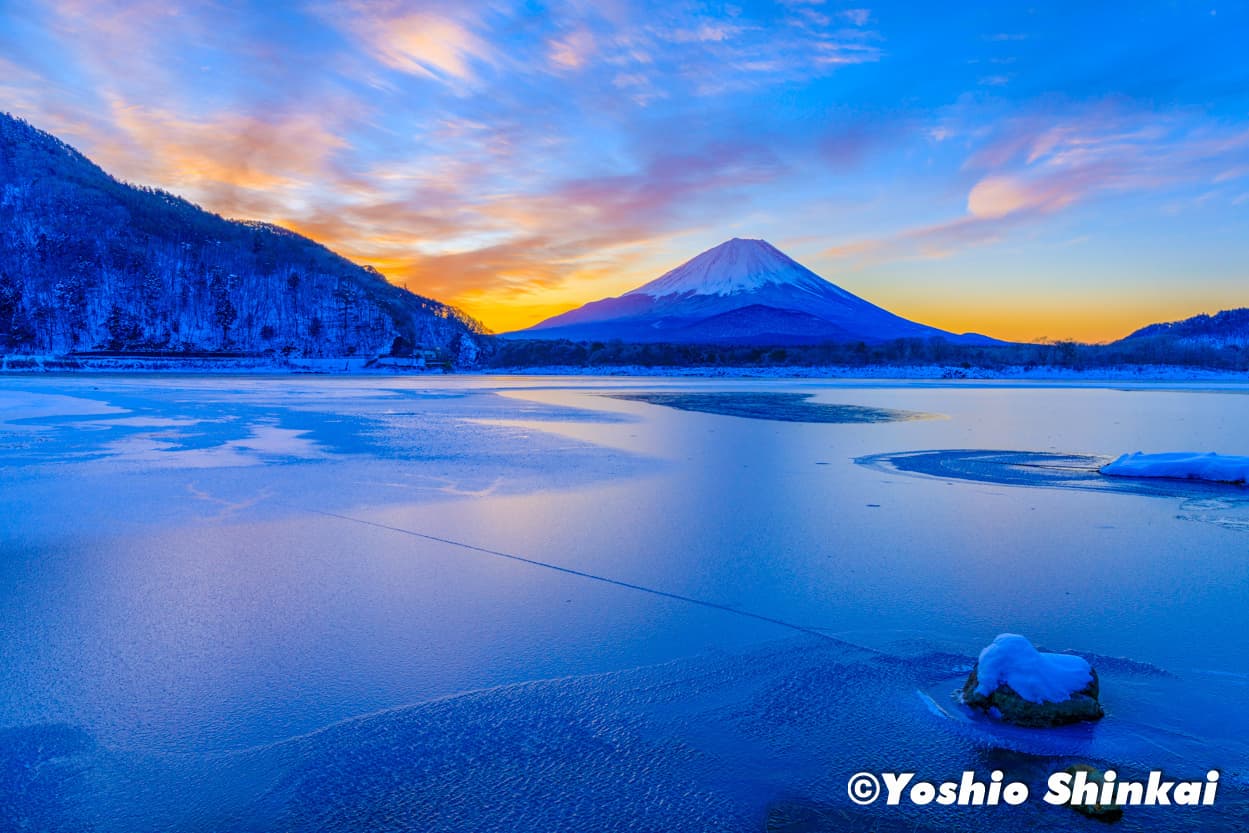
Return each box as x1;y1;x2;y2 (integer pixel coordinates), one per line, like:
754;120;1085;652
490;333;1249;372
0;113;485;362
1124;308;1249;348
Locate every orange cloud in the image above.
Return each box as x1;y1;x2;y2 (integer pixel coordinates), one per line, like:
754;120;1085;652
316;3;492;83
237;133;788;331
86;98;357;224
8;0;1243;345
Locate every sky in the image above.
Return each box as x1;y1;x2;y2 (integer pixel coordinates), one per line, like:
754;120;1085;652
1;0;1247;342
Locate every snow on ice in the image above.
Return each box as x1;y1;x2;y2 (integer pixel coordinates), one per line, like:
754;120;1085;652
1102;452;1249;485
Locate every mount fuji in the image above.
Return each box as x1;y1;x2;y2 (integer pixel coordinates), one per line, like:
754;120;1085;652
513;238;999;345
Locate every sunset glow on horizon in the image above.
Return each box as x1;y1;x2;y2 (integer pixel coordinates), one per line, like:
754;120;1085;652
3;0;1247;342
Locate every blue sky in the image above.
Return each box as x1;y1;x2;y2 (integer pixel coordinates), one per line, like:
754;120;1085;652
1;0;1246;339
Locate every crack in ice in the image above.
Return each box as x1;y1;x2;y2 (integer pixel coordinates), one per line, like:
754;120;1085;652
285;503;867;648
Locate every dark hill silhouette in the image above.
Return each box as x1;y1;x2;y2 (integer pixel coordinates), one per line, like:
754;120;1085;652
0;112;484;362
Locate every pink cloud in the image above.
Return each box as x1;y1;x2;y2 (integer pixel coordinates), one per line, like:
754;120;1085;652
826;104;1249;263
966;172;1079;218
548;29;596;70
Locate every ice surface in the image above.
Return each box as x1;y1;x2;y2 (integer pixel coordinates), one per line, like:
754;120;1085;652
1102;451;1249;484
610;391;932;423
10;637;1249;833
972;634;1093;703
3;377;1249;831
857;448;1249;507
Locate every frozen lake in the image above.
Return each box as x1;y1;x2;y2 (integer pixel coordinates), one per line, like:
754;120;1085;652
1;375;1247;831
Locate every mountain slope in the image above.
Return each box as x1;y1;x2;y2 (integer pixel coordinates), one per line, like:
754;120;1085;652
1122;308;1249;348
0;112;484;361
515;238;997;345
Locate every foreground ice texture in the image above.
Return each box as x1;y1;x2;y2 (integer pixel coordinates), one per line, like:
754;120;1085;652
971;635;1093;704
5;636;1246;833
1102;452;1249;484
3;378;1249;831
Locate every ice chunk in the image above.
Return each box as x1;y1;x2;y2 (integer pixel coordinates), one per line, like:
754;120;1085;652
1102;451;1249;484
973;633;1093;704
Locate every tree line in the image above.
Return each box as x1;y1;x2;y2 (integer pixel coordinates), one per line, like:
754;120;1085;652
485;335;1249;372
0;112;482;361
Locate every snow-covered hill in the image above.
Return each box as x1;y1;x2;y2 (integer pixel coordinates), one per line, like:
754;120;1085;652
516;238;999;345
1123;308;1249;348
0;112;484;363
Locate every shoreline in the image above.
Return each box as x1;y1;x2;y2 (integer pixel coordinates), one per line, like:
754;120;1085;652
3;354;1247;382
0;354;439;375
483;363;1249;381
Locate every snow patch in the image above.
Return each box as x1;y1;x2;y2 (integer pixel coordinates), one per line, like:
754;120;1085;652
1102;452;1249;484
974;634;1093;704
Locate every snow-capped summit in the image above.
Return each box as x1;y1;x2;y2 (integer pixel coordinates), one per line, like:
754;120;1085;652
514;238;1000;346
627;238;842;299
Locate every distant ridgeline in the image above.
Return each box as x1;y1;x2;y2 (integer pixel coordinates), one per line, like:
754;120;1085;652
491;308;1249;372
0;113;485;363
1125;308;1249;348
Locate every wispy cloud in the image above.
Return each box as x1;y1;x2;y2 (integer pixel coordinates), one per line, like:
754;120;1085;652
824;102;1249;263
316;3;493;84
307;138;789;306
547;29;595;70
841;9;872;27
101;99;353;195
3;0;1247;339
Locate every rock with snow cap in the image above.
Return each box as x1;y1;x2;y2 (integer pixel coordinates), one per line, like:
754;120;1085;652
962;634;1104;727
